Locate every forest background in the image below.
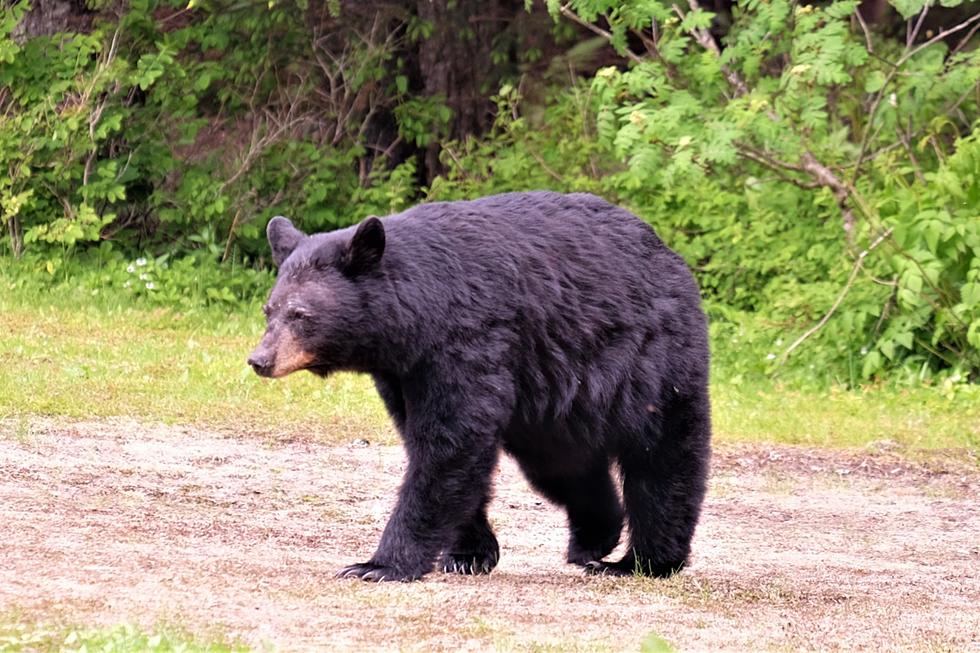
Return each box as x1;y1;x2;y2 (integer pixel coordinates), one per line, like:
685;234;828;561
1;0;979;391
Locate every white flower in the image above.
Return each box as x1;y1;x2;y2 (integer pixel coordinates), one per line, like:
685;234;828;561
888;93;897;107
139;273;148;281
860;347;868;355
145;281;156;290
766;353;776;360
136;257;148;267
126;264;136;274
123;280;131;288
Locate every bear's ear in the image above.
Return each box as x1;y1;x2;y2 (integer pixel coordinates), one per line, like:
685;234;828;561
267;216;305;267
341;216;385;276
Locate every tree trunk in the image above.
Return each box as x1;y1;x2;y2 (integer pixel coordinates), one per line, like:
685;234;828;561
11;0;90;42
6;216;23;259
414;0;522;181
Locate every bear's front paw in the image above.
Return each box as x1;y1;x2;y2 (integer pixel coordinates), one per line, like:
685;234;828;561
336;562;421;582
567;521;621;567
567;538;619;567
439;550;499;575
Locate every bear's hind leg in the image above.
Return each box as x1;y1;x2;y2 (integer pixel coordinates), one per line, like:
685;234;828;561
589;393;710;578
519;458;624;567
439;501;500;575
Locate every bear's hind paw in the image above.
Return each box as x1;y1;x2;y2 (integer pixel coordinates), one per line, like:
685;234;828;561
336;562;421;582
583;556;686;578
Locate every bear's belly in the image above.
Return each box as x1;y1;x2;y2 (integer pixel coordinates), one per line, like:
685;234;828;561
502;421;610;476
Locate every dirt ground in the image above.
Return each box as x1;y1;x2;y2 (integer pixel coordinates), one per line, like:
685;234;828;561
1;418;978;652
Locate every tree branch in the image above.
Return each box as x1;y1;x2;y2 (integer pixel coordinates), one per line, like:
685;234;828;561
670;2;749;97
780;227;894;363
558;4;643;64
800;152;858;235
906;4;929;48
901;11;980;66
854;7;874;53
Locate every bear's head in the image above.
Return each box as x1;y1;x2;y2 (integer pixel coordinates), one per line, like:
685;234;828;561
247;215;386;378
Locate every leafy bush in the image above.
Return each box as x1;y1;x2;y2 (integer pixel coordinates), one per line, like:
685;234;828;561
546;0;980;383
1;243;272;315
0;0;429;266
2;0;978;387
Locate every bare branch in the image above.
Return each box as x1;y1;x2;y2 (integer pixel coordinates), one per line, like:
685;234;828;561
950;20;980;58
901;11;980;66
558;3;643;64
854;7;874;53
800;152;858;235
780;227;894;363
907;4;929;48
737;143;804;172
671;2;749;96
528;149;565;183
738;147;821;190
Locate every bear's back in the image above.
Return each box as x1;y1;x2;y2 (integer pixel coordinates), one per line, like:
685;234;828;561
381;191;695;312
374;192;706;433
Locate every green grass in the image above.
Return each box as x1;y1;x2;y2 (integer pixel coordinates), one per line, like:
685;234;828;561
714;383;979;450
1;278;977;452
0;618;248;652
0;286;392;444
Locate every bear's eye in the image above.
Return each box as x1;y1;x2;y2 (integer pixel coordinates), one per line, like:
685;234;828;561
286;307;310;321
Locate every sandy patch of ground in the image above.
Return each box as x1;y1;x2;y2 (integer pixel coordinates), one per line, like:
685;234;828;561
1;418;978;651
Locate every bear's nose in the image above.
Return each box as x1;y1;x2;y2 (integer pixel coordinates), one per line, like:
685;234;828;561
247;353;274;377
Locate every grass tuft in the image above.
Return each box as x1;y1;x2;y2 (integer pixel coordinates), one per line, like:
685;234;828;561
0;618;248;652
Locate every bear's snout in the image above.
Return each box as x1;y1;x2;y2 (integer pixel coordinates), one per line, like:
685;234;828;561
247;350;275;377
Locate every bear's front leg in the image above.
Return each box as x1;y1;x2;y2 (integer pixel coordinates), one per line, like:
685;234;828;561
438;503;500;575
338;375;508;582
337;441;500;582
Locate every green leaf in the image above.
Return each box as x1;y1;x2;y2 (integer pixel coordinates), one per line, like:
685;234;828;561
864;71;886;93
906;272;923;294
194;72;212;91
962;282;980;306
889;0;928;19
680;9;715;32
825;0;861;18
862;350;884;378
881;339;896;360
895;331;914;349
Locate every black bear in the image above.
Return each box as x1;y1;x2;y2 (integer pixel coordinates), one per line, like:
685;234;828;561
248;191;711;582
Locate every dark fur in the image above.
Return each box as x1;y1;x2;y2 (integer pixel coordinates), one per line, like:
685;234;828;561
249;191;711;581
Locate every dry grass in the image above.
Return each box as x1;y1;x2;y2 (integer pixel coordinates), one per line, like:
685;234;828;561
1;418;978;652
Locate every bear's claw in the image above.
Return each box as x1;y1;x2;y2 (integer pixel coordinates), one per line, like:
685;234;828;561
439;551;498;575
336;562;419;582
